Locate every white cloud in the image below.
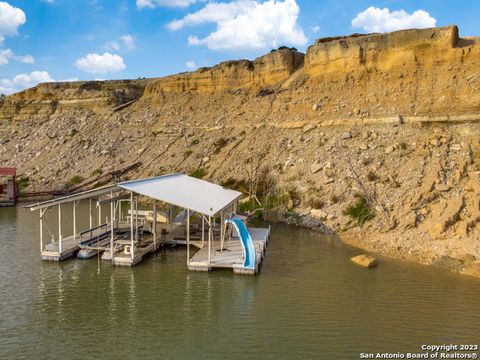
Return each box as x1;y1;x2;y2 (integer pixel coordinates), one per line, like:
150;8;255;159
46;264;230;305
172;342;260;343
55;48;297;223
0;1;26;44
0;48;12;65
75;52;126;74
136;0;197;9
351;6;436;33
311;25;320;34
0;70;54;94
0;48;34;65
168;0;307;51
105;34;136;51
120;34;136;49
18;54;34;63
185;60;197;69
105;41;120;51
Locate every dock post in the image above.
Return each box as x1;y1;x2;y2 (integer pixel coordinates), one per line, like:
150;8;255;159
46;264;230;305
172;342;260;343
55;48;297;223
89;198;93;228
130;192;134;261
186;209;190;266
153;201;157;250
208;216;212;267
135;196;138;241
201;215;205;247
98;203;102;226
39;209;44;253
220;210;224;251
110;192;114;262
58;204;62;254
73;201;77;241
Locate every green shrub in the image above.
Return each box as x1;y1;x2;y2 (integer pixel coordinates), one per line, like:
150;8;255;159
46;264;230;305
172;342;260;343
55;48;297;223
214;138;228;147
400;142;408;150
367;171;378;182
190;139;200;146
343;196;375;226
66;175;84;188
330;194;340;204
16;176;30;192
91;168;102;177
239;199;257;213
183;150;193;158
189;168;207;179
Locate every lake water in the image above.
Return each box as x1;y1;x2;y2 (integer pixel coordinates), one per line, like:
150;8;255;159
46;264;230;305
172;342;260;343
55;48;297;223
1;205;480;359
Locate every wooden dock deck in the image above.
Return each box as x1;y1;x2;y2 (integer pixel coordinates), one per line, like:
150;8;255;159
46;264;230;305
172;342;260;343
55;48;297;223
188;227;270;274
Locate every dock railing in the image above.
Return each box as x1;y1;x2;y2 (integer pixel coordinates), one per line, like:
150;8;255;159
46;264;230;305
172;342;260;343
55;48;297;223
79;223;109;245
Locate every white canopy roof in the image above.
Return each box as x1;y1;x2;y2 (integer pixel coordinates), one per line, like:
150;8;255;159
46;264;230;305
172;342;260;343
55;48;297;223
118;174;242;216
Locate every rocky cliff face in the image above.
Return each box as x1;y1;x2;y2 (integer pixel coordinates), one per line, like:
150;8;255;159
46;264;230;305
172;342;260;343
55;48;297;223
305;26;460;75
0;79;149;120
2;26;480;278
144;48;305;95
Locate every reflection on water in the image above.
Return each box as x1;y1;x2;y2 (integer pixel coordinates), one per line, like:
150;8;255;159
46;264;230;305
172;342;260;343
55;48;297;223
1;206;480;359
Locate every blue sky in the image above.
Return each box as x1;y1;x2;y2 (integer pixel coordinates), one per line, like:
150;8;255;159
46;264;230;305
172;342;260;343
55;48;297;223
0;0;479;94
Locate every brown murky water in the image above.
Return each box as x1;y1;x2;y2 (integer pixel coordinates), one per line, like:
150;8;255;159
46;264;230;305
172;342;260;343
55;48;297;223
1;206;479;359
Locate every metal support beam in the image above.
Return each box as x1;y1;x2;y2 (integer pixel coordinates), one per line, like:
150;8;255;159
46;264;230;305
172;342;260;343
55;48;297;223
186;209;190;266
110;192;114;263
220;210;224;251
201;214;205;247
153;201;157;251
89;198;92;228
39;208;47;253
73;200;78;241
130;192;134;261
208;216;212;267
135;196;138;242
58;204;62;254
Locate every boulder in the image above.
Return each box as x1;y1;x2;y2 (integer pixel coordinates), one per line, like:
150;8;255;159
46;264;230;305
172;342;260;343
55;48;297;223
460;254;477;264
434;183;450;192
351;254;378;268
341;131;352;139
310;209;327;220
359;143;368;150
385;145;395;154
450;144;462;151
303;123;316;133
310;162;323;174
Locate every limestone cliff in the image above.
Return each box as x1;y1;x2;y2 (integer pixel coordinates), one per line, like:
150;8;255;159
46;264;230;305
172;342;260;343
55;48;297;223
144;48;304;95
0;79;149;120
2;25;480;278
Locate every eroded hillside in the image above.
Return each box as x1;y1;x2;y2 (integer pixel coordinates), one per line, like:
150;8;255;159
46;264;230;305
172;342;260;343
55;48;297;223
1;25;480;277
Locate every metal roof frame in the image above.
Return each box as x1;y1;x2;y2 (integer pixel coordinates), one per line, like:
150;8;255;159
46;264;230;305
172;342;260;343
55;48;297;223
25;184;120;211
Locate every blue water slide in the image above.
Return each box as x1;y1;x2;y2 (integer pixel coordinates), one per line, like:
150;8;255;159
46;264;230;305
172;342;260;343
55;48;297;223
226;218;256;270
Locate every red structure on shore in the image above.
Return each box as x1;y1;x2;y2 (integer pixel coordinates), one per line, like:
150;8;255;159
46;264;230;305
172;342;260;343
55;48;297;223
0;168;16;206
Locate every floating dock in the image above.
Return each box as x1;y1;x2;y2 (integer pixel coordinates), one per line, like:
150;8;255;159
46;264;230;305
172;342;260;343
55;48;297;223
0;167;16;207
188;227;270;274
26;173;271;275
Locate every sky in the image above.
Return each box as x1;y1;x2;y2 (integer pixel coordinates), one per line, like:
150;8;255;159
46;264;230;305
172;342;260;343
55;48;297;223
0;0;479;94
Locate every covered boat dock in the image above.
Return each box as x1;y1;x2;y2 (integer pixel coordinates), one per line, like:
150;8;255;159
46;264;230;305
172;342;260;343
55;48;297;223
26;174;270;274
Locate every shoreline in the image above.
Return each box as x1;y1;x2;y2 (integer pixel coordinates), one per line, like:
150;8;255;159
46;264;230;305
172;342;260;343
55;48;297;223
263;209;480;281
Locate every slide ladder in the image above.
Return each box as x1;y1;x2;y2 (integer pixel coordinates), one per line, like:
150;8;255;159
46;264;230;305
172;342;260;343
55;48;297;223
226;218;256;270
